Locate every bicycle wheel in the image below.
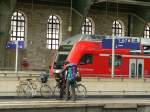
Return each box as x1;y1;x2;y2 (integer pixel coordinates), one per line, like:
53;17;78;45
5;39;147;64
53;85;60;97
40;84;52;98
25;85;33;98
16;85;26;97
75;84;87;99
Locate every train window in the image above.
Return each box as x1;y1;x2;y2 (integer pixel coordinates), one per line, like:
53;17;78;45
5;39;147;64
143;46;150;55
131;63;136;78
80;54;93;65
143;46;150;50
138;63;142;78
56;54;68;64
143;50;150;55
109;55;122;67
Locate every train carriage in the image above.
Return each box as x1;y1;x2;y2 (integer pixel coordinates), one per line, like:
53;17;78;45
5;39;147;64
52;34;150;78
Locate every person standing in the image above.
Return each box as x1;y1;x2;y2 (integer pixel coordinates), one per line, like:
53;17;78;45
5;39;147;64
64;62;77;101
59;69;66;99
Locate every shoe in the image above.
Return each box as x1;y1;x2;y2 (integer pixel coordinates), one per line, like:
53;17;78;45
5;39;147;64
56;98;63;100
59;96;63;98
64;97;69;101
65;98;68;101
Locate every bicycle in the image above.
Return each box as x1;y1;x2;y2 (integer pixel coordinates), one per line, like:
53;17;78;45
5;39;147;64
25;79;38;98
75;82;87;99
40;81;52;98
16;80;28;97
53;81;87;99
16;79;37;98
16;78;52;98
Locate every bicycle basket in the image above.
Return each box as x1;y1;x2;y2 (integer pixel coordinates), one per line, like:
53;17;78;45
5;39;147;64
40;74;48;83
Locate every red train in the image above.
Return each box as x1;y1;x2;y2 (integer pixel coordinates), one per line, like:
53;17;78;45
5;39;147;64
52;34;150;78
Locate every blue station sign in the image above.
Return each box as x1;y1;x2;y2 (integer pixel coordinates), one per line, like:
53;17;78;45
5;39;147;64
102;37;140;50
6;41;24;49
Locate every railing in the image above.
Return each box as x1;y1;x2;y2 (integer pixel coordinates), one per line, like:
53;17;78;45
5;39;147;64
0;70;46;79
81;74;150;79
0;72;149;97
0;71;150;81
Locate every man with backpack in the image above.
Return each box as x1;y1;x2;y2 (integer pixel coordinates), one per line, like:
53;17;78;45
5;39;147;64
63;61;77;101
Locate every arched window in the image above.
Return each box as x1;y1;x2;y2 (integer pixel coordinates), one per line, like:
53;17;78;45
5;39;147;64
10;11;25;41
144;25;150;38
112;20;123;36
47;15;60;49
82;17;94;35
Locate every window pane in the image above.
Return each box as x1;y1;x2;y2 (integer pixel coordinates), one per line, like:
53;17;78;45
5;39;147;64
56;35;58;39
48;45;50;49
18;22;21;26
13;26;16;31
56;46;58;49
56;40;59;44
21;27;24;31
52;45;55;49
13;21;16;26
13;32;16;36
20;38;24;41
21;32;24;37
17;32;20;36
18;27;21;31
52;40;55;44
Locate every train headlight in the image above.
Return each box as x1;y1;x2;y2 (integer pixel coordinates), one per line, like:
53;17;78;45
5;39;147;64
55;69;62;73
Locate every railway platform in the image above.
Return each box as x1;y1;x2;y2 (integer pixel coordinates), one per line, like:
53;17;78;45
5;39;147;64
0;71;150;111
0;97;150;112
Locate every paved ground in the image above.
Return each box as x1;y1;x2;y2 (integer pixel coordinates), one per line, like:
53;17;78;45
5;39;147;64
0;97;150;109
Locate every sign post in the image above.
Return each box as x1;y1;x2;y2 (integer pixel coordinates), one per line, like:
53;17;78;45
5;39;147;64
15;41;18;76
111;36;115;78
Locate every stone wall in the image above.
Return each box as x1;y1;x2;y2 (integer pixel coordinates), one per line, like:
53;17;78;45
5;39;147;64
88;9;128;35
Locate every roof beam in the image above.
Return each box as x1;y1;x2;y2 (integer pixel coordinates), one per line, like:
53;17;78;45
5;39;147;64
94;0;150;6
71;0;94;35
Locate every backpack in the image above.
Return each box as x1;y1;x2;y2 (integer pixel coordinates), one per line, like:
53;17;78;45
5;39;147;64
66;64;77;81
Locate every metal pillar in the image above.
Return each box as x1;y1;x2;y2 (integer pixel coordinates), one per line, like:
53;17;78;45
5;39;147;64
15;41;18;76
111;36;115;78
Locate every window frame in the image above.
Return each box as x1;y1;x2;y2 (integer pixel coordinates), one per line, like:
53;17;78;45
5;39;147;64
10;11;25;41
144;24;150;38
47;14;60;50
79;54;93;65
109;55;122;67
82;17;94;35
112;20;123;36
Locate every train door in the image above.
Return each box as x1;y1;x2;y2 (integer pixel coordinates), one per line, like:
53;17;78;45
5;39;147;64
129;59;136;78
129;59;144;78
